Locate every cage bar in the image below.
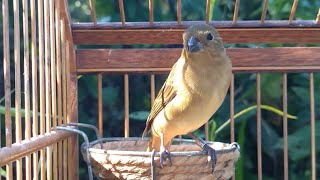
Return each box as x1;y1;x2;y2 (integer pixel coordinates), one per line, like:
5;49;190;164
98;74;103;136
118;0;126;26
205;122;210;141
230;74;235;180
30;0;39;178
256;73;262;180
61;19;68;180
45;0;53;177
124;74;130;138
150;75;155;106
233;0;240;24
317;9;320;24
289;0;299;24
23;0;32;178
13;0;23;178
2;0;13;178
55;1;63;179
0;131;73;167
149;0;153;25
230;74;235;143
205;0;210;24
38;0;46;178
260;0;268;23
72;21;320;45
282;73;288;180
310;73;316;180
76;47;320;73
177;0;181;25
50;0;58;178
89;0;97;25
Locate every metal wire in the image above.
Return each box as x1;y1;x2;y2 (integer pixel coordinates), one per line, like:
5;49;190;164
86;137;240;157
56;126;93;180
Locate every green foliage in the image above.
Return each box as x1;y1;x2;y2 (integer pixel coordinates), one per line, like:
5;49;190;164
235;118;248;180
0;167;6;177
274;122;320;162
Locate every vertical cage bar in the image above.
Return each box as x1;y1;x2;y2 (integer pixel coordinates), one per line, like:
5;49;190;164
288;0;298;24
124;74;129;138
30;0;39;178
23;0;31;178
14;0;23;178
282;73;288;180
149;0;153;25
177;0;181;25
233;0;240;24
118;0;126;26
204;123;209;141
260;0;268;23
2;0;13;178
316;8;320;24
89;0;97;25
98;74;103;136
61;20;68;180
50;0;57;178
310;73;316;180
230;74;235;143
66;41;72;175
45;0;53;177
38;0;46;178
205;0;210;24
150;75;155;106
230;74;235;180
256;73;262;180
56;2;63;178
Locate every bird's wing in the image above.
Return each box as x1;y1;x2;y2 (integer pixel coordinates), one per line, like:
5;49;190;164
142;63;178;138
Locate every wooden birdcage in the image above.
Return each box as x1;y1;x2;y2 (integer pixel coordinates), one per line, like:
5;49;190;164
1;0;319;179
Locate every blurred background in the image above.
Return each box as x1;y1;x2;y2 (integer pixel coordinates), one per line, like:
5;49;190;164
1;0;320;179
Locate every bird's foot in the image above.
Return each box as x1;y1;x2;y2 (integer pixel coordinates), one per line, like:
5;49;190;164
159;147;172;168
202;143;217;172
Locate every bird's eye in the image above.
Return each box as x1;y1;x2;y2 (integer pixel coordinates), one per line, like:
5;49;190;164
206;33;213;40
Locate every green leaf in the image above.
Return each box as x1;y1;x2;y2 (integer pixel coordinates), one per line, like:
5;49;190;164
215;104;297;135
0;167;6;177
0;89;15;104
0;105;28;117
209;0;216;21
274;122;320;161
208;120;216;141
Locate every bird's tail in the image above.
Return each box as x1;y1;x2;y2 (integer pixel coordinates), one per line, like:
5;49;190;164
147;132;161;152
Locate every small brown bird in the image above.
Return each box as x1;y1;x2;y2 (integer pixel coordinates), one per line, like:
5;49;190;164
142;24;232;169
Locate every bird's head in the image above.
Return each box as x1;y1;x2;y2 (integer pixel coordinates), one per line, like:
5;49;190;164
182;24;224;55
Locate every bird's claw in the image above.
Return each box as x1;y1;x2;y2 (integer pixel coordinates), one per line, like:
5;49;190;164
159;149;172;168
203;143;217;172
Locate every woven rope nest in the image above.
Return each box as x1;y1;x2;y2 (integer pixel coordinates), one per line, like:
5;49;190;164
81;137;240;180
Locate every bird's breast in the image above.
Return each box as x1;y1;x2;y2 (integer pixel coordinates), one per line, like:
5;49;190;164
164;59;231;135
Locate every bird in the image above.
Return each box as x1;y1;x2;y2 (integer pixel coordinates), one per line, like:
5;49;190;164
142;24;232;170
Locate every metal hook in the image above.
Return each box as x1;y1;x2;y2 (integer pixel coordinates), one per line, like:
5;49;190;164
67;122;103;148
56;126;94;180
151;149;156;180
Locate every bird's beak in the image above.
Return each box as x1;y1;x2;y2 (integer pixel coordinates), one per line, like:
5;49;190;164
188;36;203;53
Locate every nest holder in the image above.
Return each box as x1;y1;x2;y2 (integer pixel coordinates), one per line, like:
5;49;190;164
57;123;240;180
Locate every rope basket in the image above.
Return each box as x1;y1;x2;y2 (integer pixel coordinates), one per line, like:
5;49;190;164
81;138;240;180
